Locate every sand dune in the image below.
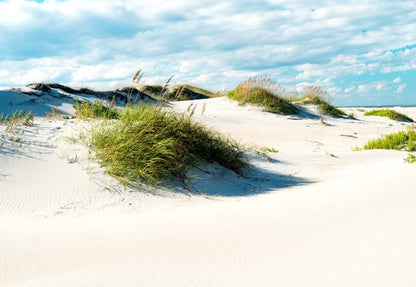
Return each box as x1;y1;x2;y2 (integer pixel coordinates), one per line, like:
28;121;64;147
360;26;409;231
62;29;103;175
1;88;416;286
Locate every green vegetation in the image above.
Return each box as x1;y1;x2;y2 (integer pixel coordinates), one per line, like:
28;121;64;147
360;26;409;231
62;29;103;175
138;84;163;97
138;84;213;101
363;130;416;151
0;110;34;148
73;98;119;119
260;147;279;153
167;85;213;100
226;76;299;115
364;109;413;122
0;110;34;128
293;85;347;117
404;153;416;164
78;102;248;187
226;77;346;117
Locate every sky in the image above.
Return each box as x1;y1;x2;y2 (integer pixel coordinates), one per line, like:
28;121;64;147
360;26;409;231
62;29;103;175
0;0;415;106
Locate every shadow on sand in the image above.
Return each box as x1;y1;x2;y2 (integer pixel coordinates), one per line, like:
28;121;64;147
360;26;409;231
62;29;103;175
187;163;312;197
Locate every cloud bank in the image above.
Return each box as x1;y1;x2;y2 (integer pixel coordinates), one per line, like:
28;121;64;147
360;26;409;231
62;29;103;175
0;0;415;105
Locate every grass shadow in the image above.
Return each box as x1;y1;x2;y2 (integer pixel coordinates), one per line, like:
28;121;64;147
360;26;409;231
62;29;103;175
188;163;312;197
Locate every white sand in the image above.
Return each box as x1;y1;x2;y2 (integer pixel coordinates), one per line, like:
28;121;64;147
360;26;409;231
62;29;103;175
1;89;416;286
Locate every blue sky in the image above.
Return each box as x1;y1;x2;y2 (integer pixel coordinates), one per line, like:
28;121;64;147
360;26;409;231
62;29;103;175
0;0;415;106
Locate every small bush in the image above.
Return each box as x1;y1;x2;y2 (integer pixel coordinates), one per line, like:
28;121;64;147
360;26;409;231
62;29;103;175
84;103;248;186
363;130;416;151
364;109;413;122
226;76;298;115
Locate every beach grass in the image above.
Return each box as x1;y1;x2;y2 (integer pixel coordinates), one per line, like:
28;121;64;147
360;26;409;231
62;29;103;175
364;109;413;122
363;129;416;151
139;84;213;101
226;75;299;115
79;102;248;187
73;97;119;119
293;85;347;117
0;110;34;128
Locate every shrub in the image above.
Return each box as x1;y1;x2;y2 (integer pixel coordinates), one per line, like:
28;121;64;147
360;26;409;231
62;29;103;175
85;103;248;187
364;109;413;122
226;75;298;115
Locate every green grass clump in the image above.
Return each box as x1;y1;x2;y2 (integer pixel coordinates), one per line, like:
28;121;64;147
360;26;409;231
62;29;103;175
138;85;163;97
294;85;347;117
166;85;213;100
363;130;416;151
226;76;299;115
73;98;119;119
364;109;413;122
86;103;248;186
404;153;416;164
139;84;213;101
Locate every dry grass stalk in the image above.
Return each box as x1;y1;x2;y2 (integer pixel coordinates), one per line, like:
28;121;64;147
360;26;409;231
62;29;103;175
186;103;193;113
201;103;206;116
160;75;174;98
128;69;144;104
236;75;288;101
45;106;63;120
110;94;116;109
188;104;197;118
174;85;185;101
303;85;332;104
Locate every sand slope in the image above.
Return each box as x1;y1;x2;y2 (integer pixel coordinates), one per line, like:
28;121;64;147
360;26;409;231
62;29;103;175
1;91;416;286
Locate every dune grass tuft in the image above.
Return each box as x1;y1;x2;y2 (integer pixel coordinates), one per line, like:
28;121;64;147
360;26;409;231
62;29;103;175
363;129;416;151
80;103;248;187
404;153;416;163
0;110;34;128
226;76;299;115
73;98;119;119
138;84;213;101
364;109;413;122
294;85;347;117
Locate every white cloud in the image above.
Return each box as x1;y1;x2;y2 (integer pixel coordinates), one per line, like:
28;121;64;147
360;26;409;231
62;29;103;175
397;84;407;93
376;84;384;90
358;85;366;92
344;86;355;93
393;77;401;83
0;0;415;105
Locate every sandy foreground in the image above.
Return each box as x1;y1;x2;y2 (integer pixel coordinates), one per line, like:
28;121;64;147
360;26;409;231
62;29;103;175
1;88;416;286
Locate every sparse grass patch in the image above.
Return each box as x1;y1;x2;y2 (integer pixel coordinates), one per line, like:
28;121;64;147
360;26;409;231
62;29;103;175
82;103;249;187
260;147;279;153
226;75;299;115
0;110;34;127
364;109;413;122
404;153;416;164
0;110;34;148
363;130;416;151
